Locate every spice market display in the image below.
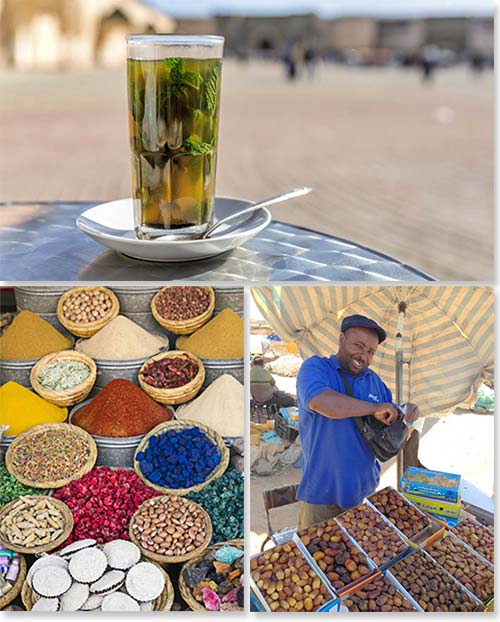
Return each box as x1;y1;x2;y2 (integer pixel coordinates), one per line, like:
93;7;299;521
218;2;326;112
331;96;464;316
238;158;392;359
250;471;494;613
0;285;244;612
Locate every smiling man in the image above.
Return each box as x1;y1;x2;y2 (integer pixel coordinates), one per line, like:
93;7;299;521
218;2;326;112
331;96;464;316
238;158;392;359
296;314;419;530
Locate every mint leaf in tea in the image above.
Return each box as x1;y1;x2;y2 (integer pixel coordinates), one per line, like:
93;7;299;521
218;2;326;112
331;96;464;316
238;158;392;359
127;57;222;237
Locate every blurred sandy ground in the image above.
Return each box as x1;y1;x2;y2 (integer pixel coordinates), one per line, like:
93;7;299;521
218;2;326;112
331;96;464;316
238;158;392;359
0;59;492;280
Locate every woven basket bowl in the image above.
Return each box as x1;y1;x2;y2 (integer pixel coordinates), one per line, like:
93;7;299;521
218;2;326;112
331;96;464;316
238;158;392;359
133;419;230;495
0;553;27;610
29;350;97;407
138;351;205;406
151;286;215;335
0;496;74;555
129;495;213;564
21;551;173;611
179;538;244;610
56;286;119;338
5;423;97;489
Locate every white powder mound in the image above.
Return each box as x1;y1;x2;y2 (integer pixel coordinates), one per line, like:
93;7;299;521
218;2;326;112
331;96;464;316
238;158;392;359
175;374;243;436
76;315;167;361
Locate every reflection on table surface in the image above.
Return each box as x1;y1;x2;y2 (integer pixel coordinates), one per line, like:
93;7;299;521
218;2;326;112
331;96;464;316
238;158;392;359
0;202;433;282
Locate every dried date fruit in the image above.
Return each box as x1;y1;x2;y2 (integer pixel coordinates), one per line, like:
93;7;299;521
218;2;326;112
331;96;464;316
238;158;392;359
368;487;430;538
452;518;494;564
342;575;415;612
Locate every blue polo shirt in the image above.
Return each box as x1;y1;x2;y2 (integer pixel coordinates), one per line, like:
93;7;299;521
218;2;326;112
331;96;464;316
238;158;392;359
297;354;393;508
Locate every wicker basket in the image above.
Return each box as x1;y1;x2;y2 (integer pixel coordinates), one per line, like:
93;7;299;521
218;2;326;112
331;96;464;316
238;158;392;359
151;286;215;335
133;419;230;495
0;496;74;555
5;423;98;489
179;539;244;610
129;495;213;564
0;553;27;610
56;286;119;338
20;552;173;611
138;351;205;406
29;350;97;407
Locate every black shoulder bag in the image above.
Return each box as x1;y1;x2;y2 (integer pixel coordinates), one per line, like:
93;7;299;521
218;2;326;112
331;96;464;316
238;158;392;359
337;368;409;462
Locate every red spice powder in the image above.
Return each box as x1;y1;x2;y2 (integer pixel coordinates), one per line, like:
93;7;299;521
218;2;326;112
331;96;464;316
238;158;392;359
72;378;173;437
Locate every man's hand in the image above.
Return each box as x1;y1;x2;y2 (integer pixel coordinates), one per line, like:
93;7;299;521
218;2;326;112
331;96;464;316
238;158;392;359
403;403;420;424
371;402;399;425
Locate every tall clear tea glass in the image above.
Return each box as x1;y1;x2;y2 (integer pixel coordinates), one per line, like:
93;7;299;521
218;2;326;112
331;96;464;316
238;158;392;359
126;35;224;239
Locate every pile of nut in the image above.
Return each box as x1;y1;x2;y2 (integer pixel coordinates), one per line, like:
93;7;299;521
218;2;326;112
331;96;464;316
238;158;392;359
341;575;415;612
250;542;331;612
298;519;371;591
391;550;478;611
337;505;407;566
426;536;494;603
154;287;211;321
368;487;430;538
61;289;113;323
130;495;208;557
0;496;66;548
452;518;494;564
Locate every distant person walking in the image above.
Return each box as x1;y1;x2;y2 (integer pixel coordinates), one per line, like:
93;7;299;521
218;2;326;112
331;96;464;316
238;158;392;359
304;47;317;80
420;45;440;83
282;41;304;81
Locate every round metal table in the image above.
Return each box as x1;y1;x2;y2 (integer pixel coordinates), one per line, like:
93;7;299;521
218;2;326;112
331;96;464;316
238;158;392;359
0;202;434;282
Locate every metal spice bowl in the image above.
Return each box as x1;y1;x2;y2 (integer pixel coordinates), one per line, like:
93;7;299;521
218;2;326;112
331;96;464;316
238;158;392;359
112;287;160;313
69;401;174;468
14;287;69;314
200;357;244;388
213;287;244;316
0;357;42;387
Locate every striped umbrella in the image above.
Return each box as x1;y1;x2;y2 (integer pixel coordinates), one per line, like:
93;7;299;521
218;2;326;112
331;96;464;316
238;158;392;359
252;286;493;416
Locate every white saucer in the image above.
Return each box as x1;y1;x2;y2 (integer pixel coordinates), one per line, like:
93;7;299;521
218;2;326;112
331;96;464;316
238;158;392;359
76;197;271;262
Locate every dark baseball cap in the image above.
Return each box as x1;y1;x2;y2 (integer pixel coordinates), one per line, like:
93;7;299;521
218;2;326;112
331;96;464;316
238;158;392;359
341;314;387;344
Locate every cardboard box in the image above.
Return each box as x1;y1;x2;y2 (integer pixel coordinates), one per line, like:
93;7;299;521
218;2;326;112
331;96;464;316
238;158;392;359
400;467;461;503
402;492;461;518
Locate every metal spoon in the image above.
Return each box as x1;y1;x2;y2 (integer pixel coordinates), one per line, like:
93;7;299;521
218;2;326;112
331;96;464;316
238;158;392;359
201;186;312;239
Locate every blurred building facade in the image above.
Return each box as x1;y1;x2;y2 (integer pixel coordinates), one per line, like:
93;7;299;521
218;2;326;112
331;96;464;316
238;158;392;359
0;0;174;69
0;0;493;70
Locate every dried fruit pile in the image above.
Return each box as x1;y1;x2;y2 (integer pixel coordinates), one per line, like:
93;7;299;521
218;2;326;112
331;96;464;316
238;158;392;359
130;495;208;557
154;286;211;321
136;427;220;489
342;574;415;612
426;536;494;602
140;356;199;389
298;519;371;591
182;544;244;611
53;467;159;544
452;518;494;564
251;542;331;612
368;487;430;538
391;550;478;612
337;504;407;567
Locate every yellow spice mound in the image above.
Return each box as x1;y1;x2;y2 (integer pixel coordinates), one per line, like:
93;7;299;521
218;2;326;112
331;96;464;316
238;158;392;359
0;382;67;436
0;310;72;360
177;308;243;359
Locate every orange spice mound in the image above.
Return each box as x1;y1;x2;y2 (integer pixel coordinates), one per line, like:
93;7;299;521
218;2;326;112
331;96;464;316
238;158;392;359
72;379;172;437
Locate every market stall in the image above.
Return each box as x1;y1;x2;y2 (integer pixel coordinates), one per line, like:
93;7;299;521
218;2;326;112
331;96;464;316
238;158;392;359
0;285;244;612
250;285;494;613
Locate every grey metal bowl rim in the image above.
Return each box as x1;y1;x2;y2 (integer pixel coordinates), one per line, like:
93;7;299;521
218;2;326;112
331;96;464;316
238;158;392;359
200;357;244;366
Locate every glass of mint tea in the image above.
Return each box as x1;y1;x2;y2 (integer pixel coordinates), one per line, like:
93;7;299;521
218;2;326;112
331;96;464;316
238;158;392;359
126;35;224;239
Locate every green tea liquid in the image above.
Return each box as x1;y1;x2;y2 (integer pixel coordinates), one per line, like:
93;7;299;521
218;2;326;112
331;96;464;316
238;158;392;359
127;57;221;239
